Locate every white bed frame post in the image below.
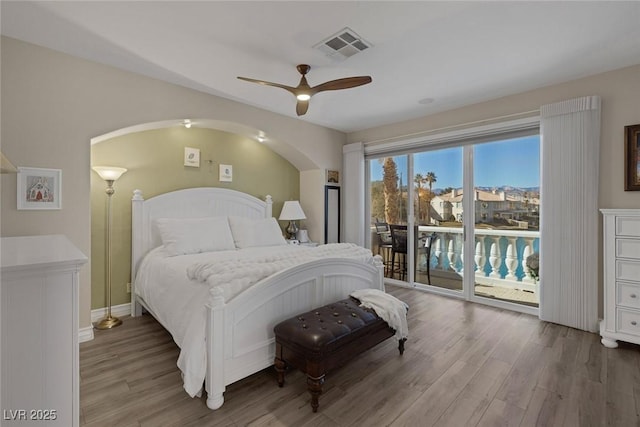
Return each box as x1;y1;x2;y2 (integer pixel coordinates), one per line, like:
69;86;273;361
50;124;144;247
131;189;145;317
205;287;226;409
264;195;273;218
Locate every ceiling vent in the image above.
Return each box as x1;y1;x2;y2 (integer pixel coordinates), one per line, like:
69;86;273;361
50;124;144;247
314;27;371;60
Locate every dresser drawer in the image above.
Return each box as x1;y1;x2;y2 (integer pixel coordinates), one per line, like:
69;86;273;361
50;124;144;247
617;216;640;237
617;308;640;336
617;282;640;309
617;239;640;260
616;259;640;282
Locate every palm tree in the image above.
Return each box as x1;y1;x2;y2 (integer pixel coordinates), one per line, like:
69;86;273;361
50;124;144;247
414;173;424;223
424;172;437;224
382;157;399;224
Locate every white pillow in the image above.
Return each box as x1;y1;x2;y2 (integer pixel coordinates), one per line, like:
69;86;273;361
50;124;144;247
155;217;235;256
228;216;287;248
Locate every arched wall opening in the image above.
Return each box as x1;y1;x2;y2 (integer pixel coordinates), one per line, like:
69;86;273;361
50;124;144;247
90;118;314;311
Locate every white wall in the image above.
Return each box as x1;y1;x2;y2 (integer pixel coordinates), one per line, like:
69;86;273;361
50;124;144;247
0;36;346;330
299;170;326;244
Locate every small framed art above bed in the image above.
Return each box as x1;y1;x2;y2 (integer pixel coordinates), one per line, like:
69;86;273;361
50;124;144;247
130;187;384;410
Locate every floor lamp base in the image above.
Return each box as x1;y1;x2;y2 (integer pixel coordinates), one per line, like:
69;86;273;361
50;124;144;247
95;315;122;330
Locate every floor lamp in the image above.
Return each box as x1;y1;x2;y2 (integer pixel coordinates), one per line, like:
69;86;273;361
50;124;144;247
93;166;127;330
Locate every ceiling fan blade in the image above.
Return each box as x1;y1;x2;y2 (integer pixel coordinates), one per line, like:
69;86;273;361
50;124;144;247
296;99;309;116
237;76;297;96
310;76;372;94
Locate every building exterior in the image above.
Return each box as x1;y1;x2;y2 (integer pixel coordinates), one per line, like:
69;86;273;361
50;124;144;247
430;188;540;229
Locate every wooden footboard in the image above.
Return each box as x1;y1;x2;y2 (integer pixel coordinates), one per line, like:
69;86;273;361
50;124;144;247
204;257;384;410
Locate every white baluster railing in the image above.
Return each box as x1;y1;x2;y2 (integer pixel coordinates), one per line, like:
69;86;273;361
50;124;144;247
417;226;540;294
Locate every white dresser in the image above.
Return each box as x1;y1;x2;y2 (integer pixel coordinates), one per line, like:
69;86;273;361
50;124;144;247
1;235;87;426
600;209;640;348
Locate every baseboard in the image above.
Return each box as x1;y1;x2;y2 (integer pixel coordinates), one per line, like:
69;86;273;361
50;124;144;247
78;303;131;343
78;326;94;343
91;303;131;322
78;304;131;343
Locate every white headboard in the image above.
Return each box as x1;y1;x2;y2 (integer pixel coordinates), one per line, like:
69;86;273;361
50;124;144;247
131;187;273;278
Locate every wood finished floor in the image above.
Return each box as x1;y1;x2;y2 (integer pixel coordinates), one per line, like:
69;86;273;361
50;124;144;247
80;285;640;426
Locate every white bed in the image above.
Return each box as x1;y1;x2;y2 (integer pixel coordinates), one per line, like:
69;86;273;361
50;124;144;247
130;187;384;410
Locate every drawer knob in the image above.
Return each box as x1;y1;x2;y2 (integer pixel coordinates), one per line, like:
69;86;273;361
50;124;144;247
632;321;638;326
631;294;637;299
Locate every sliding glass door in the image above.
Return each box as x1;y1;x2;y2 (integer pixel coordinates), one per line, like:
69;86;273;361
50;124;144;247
413;147;464;293
367;133;540;312
471;136;540;307
369;155;408;281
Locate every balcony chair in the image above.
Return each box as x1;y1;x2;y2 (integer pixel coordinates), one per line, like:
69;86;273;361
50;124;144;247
388;227;438;284
389;224;408;280
374;222;393;276
374;222;389;233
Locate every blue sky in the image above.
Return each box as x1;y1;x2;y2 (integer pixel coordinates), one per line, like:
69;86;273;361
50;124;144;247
370;135;540;189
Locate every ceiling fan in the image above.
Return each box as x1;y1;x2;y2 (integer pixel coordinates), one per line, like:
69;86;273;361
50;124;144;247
237;64;372;116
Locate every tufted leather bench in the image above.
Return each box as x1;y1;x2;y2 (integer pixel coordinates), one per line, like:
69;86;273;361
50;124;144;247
273;297;406;412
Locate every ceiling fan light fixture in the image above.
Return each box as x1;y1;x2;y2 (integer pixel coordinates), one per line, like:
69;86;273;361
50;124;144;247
238;64;371;116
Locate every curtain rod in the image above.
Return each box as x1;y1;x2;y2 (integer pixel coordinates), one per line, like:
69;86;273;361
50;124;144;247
362;109;540;146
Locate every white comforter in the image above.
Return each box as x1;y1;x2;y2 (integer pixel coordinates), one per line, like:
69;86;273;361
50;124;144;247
187;243;376;301
134;243;378;397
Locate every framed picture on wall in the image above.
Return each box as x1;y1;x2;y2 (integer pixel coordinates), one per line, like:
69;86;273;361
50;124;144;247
184;147;200;167
219;164;233;182
17;167;62;210
326;169;340;185
625;124;640;191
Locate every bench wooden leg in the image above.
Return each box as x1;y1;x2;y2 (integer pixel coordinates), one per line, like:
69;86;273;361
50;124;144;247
274;357;286;387
306;374;325;413
306;360;325;412
398;338;406;355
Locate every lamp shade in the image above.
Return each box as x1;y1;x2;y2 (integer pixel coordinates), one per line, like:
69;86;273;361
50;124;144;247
92;166;127;182
279;201;306;221
0;151;17;174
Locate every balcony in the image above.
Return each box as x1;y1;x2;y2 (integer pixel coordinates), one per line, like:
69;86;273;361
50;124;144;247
372;225;540;307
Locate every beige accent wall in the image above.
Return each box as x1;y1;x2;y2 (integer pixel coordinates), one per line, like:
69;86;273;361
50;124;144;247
1;36;346;331
91;127;299;309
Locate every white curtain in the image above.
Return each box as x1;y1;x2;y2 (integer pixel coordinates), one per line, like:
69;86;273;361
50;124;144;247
539;96;601;331
342;142;366;245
